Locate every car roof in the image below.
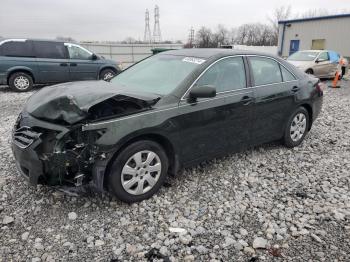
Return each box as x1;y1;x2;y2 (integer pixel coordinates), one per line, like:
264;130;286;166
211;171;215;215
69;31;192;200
296;50;335;53
0;38;69;44
163;48;277;59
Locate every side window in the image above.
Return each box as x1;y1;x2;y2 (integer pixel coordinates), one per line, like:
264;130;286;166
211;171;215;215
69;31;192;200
33;41;67;59
280;66;296;81
0;41;33;57
196;57;246;93
318;52;329;61
67;45;92;60
249;57;282;86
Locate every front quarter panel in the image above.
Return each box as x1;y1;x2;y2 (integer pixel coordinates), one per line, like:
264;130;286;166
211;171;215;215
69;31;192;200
82;103;180;151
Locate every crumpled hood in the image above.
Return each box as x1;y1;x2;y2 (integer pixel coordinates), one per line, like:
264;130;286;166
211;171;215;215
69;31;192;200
25;80;160;125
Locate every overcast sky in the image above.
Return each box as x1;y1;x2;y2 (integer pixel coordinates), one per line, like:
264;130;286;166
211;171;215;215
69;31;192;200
1;0;349;42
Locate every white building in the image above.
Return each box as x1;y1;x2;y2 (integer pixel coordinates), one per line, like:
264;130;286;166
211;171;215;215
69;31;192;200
278;14;350;58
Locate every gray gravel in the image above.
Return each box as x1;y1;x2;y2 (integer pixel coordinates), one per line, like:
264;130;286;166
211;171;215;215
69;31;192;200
1;82;350;261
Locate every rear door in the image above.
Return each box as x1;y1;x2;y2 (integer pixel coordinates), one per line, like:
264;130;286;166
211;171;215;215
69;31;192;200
0;40;37;79
65;43;100;81
32;41;70;83
248;56;298;145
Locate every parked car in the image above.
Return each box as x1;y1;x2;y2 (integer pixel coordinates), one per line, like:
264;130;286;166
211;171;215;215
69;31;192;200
12;49;323;203
0;39;122;92
287;50;342;79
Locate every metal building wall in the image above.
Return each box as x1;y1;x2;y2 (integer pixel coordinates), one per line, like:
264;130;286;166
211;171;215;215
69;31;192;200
278;16;350;58
80;43;183;68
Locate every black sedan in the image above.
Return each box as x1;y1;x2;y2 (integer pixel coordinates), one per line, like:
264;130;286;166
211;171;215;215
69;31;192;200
12;49;323;203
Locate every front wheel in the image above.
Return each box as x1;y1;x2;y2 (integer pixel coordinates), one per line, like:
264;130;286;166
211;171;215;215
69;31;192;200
305;69;313;75
100;69;116;81
283;107;310;148
107;140;169;203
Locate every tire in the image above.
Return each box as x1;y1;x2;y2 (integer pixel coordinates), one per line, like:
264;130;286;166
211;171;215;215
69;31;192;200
107;140;169;203
305;69;313;75
9;72;34;92
283;107;310;148
99;68;116;81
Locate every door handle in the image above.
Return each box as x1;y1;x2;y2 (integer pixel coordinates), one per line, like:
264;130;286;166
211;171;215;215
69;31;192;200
241;96;253;105
292;86;300;92
70;63;77;67
60;63;68;67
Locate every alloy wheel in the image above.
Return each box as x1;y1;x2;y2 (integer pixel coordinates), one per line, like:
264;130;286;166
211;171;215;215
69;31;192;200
121;150;162;195
14;76;30;90
290;113;307;142
103;72;115;80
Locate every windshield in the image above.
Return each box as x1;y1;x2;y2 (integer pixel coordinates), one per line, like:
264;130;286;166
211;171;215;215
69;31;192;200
111;54;205;95
288;51;319;61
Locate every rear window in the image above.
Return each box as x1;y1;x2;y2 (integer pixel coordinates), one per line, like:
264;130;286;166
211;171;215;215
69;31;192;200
0;41;33;57
32;41;67;59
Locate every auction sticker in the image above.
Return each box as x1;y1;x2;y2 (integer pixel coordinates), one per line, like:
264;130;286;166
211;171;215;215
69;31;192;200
182;57;206;64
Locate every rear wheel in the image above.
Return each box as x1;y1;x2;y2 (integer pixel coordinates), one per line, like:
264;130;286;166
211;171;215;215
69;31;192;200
9;72;34;92
100;68;116;81
107;140;169;203
283;107;310;148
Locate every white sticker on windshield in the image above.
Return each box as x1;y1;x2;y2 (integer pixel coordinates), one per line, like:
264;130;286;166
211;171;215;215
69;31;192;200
182;57;206;64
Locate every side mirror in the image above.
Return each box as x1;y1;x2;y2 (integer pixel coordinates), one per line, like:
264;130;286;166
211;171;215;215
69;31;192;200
188;85;216;102
91;54;98;60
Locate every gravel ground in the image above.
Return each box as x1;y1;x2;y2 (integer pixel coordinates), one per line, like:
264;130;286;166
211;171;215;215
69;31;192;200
0;81;350;262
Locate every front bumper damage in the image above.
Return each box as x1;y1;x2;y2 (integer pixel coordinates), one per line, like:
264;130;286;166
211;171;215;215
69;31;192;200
11;112;111;192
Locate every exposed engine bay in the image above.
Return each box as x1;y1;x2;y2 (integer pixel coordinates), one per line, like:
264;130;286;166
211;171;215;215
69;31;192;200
88;95;154;121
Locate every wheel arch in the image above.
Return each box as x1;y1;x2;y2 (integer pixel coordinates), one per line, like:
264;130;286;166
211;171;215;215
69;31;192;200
7;68;35;85
103;133;178;189
99;66;119;78
299;103;313;130
305;68;314;75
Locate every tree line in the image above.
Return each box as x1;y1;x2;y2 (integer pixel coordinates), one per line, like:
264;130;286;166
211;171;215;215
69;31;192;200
193;7;349;48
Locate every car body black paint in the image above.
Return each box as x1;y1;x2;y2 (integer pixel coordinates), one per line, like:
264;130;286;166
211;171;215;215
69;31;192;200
11;49;323;191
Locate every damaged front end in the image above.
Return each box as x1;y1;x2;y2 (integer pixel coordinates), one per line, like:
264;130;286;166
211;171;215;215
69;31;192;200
12;112;110;189
11;81;160;190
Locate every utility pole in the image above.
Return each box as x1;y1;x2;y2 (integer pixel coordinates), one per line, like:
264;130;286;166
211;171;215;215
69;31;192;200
188;27;195;48
153;5;162;43
144;9;152;43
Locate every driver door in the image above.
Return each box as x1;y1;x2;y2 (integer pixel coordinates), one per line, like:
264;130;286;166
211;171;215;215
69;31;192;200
175;56;253;164
314;51;332;77
65;43;100;81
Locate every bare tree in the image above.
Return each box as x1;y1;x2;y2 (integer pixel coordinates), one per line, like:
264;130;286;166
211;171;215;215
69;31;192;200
196;26;215;48
236;24;250;45
212;24;229;46
235;23;275;46
268;6;292;45
229;28;239;44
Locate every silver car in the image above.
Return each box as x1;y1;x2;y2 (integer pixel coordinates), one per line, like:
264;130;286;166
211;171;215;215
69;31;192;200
287;50;341;78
